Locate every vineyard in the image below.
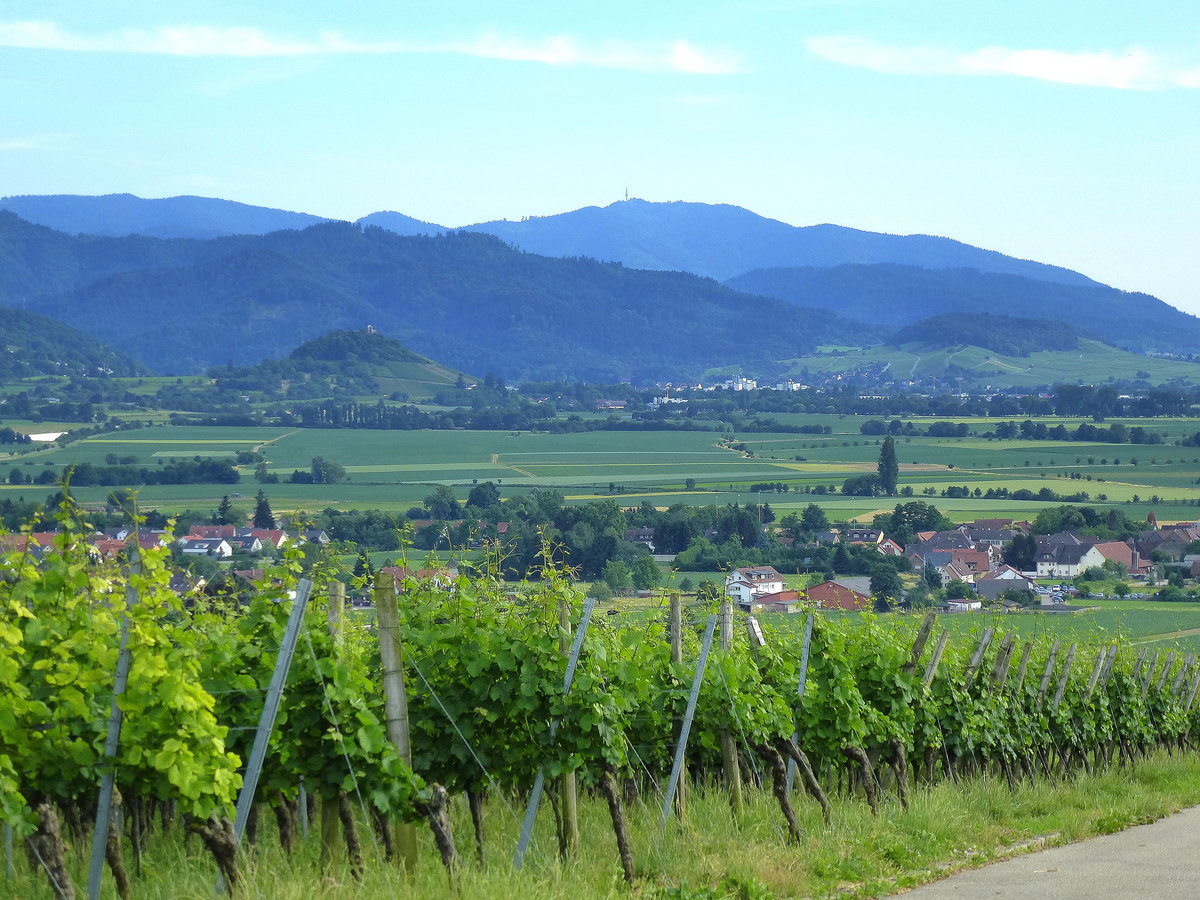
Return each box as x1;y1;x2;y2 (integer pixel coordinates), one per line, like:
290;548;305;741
5;510;1200;898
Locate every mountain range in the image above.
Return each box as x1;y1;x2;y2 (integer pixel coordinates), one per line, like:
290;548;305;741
1;192;1197;380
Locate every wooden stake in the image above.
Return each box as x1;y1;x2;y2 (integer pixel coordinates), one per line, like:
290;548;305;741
668;592;686;819
718;598;744;820
375;571;418;871
558;597;579;855
990;633;1017;692
1156;651;1177;692
1014;642;1034;693
903;612;937;675
923;631;949;687
963;627;995;685
1036;641;1060;708
1052;644;1077;711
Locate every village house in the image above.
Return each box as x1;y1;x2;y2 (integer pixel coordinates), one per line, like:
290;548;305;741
725;566;788;609
227;535;264;554
945;595;983;613
805;579;871;611
975;565;1037;601
179;537;233;558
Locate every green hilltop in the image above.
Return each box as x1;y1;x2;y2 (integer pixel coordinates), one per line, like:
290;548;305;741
208;328;470;401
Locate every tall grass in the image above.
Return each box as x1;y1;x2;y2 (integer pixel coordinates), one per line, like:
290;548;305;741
10;750;1200;899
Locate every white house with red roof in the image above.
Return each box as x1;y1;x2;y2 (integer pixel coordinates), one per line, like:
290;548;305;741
725;565;787;608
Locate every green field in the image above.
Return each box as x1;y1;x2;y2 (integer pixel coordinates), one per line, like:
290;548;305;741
3;418;1200;523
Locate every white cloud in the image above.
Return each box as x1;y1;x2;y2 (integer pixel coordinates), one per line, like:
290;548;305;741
805;35;1200;90
0;21;740;74
0;133;64;151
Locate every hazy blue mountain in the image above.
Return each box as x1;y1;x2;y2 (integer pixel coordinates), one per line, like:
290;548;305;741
0;193;331;239
0;306;146;377
726;263;1200;357
462;198;1097;286
356;211;446;236
7;219;874;379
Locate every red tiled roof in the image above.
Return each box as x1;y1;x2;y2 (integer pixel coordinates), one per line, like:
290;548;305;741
805;581;870;611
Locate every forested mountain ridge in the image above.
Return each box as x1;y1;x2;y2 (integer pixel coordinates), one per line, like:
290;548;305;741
460;198;1096;286
0;306;146;377
0;193;329;239
3;218;875;380
889;314;1087;356
727;263;1200;357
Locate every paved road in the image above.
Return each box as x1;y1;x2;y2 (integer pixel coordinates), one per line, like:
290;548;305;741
897;805;1200;898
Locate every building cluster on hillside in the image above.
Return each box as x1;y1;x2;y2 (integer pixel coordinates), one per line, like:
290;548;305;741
654;377;809;396
724;565;875;613
725;514;1187;615
176;524;329;559
0;523;331;586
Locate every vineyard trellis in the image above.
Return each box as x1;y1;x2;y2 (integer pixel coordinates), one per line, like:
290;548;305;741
4;508;1200;897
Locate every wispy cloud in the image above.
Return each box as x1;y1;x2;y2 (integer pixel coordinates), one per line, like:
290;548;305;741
0;133;65;151
0;21;741;74
805;35;1200;90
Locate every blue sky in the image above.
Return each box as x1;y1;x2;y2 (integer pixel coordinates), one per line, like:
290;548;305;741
2;1;1199;313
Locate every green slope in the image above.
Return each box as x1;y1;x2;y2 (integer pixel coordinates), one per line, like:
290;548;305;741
779;339;1200;388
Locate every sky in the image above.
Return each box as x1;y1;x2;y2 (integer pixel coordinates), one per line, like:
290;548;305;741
2;1;1199;313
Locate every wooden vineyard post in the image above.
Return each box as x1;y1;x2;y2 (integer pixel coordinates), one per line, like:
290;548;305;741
1052;644;1078;711
1141;652;1160;699
1036;641;1060;708
558;595;580;855
320;581;347;871
668;591;687;819
1132;648;1149;683
963;628;995;686
1186;668;1200;712
923;630;950;687
1084;648;1106;699
1014;642;1034;693
1156;651;1177;693
1097;645;1118;693
87;553;139;900
375;571;419;872
1173;655;1195;699
989;633;1017;692
718;598;744;820
660;615;719;830
903;613;937;675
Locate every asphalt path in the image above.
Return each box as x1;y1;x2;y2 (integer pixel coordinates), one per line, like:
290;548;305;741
896;805;1200;898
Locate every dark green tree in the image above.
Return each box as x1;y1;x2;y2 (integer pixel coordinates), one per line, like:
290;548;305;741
870;564;903;603
214;494;235;525
1002;533;1038;571
878;436;899;496
424;485;462;520
310;456;346;484
252;489;276;529
630;555;662;591
800;503;829;534
944;580;973;599
466;481;501;510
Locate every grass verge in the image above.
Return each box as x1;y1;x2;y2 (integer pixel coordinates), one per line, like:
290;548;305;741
10;750;1200;899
